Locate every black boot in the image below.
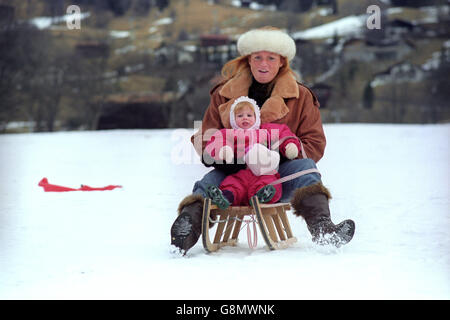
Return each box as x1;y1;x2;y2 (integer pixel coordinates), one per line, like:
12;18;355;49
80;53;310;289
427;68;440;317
291;183;355;247
170;194;204;254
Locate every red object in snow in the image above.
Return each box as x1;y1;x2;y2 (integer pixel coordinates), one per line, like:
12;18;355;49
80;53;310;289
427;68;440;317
38;178;122;192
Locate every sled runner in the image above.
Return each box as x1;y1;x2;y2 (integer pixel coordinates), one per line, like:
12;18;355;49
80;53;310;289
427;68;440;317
202;196;297;252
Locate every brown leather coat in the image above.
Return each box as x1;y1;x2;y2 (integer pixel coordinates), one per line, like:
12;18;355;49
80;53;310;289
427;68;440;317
191;70;326;164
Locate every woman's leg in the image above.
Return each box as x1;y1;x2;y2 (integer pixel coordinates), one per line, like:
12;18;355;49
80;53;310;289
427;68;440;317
171;169;227;254
192;169;227;197
277;158;321;203
278;159;355;247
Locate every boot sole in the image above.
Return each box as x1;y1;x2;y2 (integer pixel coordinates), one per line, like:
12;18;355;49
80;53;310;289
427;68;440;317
336;219;355;245
170;212;197;254
206;185;230;210
256;185;276;203
311;219;355;248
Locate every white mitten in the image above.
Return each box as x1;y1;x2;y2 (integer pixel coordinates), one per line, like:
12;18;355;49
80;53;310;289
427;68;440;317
245;144;280;176
218;145;234;164
285;143;299;159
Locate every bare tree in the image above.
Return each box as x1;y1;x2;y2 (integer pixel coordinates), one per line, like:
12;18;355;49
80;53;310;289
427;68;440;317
0;20;58;132
16;26;55;131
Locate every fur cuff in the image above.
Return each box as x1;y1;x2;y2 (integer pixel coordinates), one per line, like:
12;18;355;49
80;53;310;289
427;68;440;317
177;194;204;215
291;183;331;216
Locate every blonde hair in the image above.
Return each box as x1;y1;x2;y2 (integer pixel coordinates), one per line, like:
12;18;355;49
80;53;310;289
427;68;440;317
234;101;255;115
221;50;294;82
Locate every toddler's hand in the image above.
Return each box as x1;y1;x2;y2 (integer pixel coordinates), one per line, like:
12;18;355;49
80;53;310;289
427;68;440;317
218;145;234;164
285;143;299;159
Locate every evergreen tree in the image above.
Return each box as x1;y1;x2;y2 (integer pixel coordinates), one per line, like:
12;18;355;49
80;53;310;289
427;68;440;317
363;82;374;109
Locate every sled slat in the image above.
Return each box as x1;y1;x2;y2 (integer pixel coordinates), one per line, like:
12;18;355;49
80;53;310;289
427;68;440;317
202;198;219;253
222;213;236;243
263;208;279;242
231;214;243;240
272;214;287;241
213;213;227;244
278;207;294;238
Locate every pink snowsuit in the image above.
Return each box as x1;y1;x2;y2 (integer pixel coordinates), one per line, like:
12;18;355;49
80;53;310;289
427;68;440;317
205;123;301;205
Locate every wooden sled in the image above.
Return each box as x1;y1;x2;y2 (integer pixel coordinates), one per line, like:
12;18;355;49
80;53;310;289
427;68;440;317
201;196;297;253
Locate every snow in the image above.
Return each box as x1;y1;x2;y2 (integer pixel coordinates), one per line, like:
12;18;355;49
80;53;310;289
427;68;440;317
148;26;158;34
2;121;35;131
291;7;418;40
110;30;131;39
29;12;90;30
114;45;137;55
153;17;174;26
249;2;276;11
0;124;449;299
292;15;366;40
231;0;276;11
417;5;450;24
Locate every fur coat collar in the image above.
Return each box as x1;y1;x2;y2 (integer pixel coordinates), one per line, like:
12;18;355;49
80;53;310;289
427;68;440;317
217;70;299;128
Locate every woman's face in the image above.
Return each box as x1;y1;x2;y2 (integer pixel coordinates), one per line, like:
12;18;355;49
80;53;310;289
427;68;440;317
248;51;283;84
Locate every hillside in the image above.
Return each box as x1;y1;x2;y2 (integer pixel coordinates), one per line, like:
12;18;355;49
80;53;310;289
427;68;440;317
1;0;449;133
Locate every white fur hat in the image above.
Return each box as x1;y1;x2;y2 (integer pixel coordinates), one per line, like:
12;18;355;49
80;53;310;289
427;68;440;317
229;96;261;130
237;27;296;61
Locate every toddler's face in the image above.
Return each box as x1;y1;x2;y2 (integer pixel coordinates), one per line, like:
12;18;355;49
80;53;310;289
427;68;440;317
235;106;256;129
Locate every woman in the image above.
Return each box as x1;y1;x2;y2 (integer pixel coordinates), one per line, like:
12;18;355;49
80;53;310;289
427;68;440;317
170;27;355;254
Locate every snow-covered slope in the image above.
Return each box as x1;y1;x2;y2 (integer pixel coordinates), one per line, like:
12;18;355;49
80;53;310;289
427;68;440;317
0;124;449;299
292;15;366;40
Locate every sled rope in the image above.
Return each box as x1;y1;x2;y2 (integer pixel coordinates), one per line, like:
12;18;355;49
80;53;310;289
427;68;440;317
231;214;258;249
208;215;258;249
269;168;321;186
243;214;258;249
